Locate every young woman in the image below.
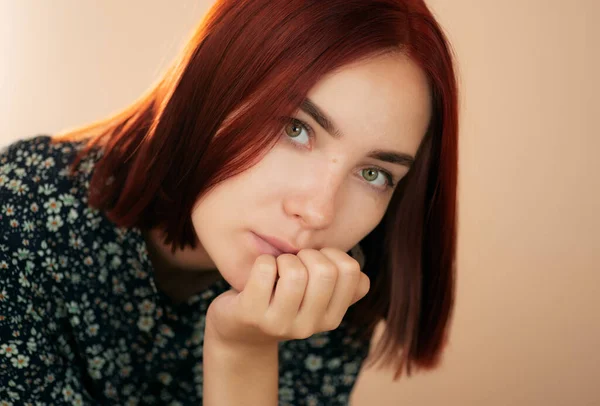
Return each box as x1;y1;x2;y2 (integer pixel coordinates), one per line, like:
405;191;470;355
0;0;459;404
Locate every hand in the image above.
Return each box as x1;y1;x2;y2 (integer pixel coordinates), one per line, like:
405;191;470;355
205;248;370;348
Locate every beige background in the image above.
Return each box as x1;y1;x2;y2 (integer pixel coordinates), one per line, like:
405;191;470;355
1;1;598;405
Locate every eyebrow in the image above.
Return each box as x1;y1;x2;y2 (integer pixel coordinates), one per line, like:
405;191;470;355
299;98;415;168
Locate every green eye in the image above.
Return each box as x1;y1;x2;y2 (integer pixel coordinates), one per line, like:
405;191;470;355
283;118;312;147
361;168;379;182
360;168;395;189
285;121;303;138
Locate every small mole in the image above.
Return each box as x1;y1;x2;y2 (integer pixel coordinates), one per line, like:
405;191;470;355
332;158;338;163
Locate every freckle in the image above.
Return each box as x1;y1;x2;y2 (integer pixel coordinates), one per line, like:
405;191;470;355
332;158;338;163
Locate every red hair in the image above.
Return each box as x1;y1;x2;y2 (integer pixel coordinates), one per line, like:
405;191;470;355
56;0;459;379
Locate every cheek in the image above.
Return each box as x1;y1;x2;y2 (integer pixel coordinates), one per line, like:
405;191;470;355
190;166;258;217
189;180;262;291
226;268;252;293
335;199;388;250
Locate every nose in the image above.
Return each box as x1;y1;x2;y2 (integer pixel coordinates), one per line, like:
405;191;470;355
282;166;343;230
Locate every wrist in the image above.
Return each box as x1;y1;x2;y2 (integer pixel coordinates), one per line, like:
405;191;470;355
204;317;279;357
203;318;279;406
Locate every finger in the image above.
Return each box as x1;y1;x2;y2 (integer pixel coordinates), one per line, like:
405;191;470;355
352;272;370;305
263;254;308;331
239;254;278;315
324;250;369;305
318;248;364;327
294;249;338;331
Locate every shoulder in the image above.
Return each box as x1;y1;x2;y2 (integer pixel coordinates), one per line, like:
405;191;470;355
1;134;92;192
0;135;96;210
1;134;96;242
1;134;81;167
0;135;105;287
0;137;113;401
0;136;84;335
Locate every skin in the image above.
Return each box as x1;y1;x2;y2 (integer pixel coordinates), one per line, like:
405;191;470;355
148;51;431;296
146;52;432;404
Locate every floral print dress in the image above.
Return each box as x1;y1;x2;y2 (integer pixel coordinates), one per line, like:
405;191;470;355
0;136;369;405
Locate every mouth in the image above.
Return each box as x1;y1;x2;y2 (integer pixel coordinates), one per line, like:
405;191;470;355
251;232;300;256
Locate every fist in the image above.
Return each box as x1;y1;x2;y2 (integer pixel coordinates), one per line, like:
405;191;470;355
205;248;370;346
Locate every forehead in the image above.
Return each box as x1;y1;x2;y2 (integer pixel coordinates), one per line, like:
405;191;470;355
305;53;431;153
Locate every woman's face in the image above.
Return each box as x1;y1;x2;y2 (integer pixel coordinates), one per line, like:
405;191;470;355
191;52;432;291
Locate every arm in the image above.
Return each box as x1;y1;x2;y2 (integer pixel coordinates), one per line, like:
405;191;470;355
0;235;96;404
0;140;96;404
0;317;96;405
203;250;370;405
203;324;278;405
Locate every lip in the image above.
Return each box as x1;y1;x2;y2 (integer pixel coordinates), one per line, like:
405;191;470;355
251;232;299;256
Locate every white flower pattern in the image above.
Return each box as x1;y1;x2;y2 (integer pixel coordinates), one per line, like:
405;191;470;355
0;136;369;404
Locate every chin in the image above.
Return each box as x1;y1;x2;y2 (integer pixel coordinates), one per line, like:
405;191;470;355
205;232;265;293
216;256;253;293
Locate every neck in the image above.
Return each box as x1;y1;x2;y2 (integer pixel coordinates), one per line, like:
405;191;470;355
143;228;222;303
144;228;216;271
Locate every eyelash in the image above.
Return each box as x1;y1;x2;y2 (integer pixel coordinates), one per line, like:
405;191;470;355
282;117;397;190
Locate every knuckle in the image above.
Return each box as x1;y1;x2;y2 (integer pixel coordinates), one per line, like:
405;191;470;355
278;253;298;261
359;272;371;293
318;247;336;255
313;262;337;282
256;253;276;265
322;315;344;332
254;256;276;277
288;268;308;283
297;248;317;257
255;268;274;282
278;263;307;283
338;256;361;277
